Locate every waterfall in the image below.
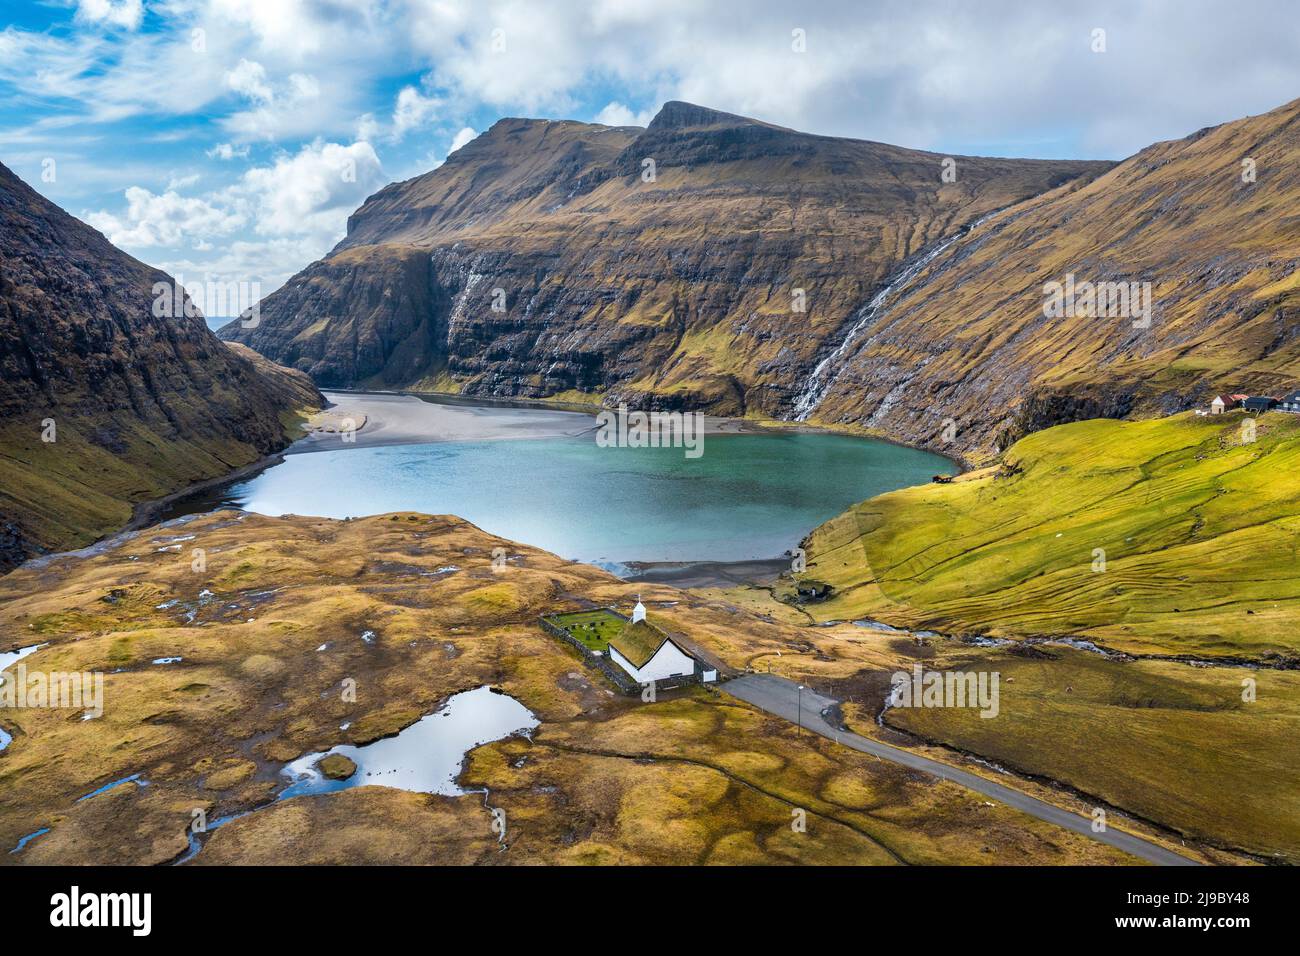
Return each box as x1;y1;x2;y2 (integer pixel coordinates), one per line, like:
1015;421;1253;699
789;213;996;421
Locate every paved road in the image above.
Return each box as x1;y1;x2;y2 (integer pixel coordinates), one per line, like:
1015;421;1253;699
723;673;1200;866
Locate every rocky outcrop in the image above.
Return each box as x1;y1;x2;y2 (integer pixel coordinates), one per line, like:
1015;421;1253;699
220;244;449;389
222;102;1109;417
317;754;357;781
0;161;322;571
224;342;330;410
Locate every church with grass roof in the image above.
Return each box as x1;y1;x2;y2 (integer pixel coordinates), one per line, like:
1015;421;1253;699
607;599;699;683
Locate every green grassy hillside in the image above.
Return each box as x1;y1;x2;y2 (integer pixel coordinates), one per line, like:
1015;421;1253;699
802;410;1300;859
803;410;1300;660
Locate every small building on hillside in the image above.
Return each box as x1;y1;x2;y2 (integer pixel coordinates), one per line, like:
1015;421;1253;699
795;580;833;601
1279;390;1300;413
540;602;713;692
1210;394;1248;414
1243;395;1278;413
607;603;697;683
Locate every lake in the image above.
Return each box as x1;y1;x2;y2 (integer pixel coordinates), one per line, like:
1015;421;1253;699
167;395;948;570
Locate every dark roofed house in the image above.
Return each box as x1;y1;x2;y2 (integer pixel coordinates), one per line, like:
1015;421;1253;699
1280;390;1300;413
1243;396;1278;413
795;580;833;601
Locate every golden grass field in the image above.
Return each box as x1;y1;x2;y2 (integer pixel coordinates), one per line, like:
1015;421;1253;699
0;510;1153;866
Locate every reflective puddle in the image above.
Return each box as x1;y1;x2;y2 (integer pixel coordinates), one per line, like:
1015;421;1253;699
280;686;539;799
174;686;538;863
0;644;45;752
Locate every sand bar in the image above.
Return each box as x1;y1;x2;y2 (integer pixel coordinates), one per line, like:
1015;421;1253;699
287;391;597;454
288;391;770;454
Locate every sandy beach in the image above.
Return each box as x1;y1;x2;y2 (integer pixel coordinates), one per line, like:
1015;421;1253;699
623;557;790;589
290;391;598;453
291;390;772;454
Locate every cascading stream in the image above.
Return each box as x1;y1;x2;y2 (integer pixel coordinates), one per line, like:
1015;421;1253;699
789;212;998;421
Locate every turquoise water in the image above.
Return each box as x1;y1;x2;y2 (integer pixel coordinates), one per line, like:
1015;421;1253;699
171;429;946;567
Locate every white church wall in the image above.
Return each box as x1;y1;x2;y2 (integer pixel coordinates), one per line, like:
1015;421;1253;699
609;641;695;683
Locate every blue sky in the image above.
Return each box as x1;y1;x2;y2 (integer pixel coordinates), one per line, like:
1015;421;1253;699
3;1;1300;315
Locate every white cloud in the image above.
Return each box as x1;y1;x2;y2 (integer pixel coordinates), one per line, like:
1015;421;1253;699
237;139;385;239
0;16;227;124
222;70;328;141
85;186;244;247
155;235;342;303
206;0;364;61
447;126;476;153
593;102;655;128
288;73;320;101
7;0;1300;164
207;142;250;160
18;0;1300;305
0;1;385;136
75;0;144;31
355;113;382;142
392;86;441;138
226;59;273;104
83;141;384;287
402;1;587;113
393;0;1300;158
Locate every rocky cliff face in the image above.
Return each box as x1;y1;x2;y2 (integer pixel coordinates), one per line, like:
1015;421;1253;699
0;162;321;571
807;96;1300;460
222;102;1108;415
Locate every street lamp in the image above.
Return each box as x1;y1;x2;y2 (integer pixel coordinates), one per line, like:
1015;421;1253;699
797;684;804;737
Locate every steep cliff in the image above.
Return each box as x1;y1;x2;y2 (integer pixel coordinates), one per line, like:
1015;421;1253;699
806;96;1300;460
222;102;1108;413
0;161;321;571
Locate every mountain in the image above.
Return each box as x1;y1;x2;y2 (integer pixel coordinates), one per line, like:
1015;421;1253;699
220;102;1108;414
805;96;1300;460
0;162;321;572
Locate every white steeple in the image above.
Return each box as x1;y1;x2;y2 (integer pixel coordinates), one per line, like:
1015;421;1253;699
631;596;646;623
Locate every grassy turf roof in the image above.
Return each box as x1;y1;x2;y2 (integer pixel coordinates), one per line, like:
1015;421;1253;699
608;619;674;668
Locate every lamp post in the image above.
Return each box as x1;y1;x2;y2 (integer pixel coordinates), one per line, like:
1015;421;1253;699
797;684;804;737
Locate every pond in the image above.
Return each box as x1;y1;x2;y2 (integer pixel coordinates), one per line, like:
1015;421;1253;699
279;686;539;799
0;643;44;752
